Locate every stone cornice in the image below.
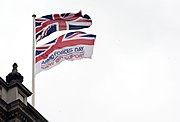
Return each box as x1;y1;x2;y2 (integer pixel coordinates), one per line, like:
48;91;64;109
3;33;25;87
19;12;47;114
0;99;48;122
8;99;48;122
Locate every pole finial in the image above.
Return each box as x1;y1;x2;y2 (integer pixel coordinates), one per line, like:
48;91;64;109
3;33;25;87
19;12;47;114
12;63;18;74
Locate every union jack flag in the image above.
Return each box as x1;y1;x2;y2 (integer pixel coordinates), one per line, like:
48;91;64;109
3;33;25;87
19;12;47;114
35;11;92;42
35;31;96;74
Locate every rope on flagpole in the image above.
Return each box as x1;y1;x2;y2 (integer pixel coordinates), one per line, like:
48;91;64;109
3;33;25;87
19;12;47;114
32;14;36;107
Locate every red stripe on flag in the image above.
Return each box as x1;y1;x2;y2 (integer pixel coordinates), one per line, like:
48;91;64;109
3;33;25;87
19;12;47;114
36;20;58;33
53;14;61;19
36;46;50;50
35;39;94;63
76;19;92;23
58;20;67;30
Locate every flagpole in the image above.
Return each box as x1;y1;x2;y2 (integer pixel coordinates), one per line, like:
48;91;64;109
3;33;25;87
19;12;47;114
32;14;36;107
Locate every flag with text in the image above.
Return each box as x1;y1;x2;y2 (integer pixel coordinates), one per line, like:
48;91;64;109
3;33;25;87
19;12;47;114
35;31;96;74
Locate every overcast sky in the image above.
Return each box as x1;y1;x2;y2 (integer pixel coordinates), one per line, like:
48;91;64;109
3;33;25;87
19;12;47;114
0;0;180;122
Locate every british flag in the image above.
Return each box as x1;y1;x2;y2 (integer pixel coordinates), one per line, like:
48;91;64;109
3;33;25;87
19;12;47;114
35;11;92;42
35;31;96;74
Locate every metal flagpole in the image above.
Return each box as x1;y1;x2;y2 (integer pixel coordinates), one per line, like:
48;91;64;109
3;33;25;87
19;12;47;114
32;14;36;107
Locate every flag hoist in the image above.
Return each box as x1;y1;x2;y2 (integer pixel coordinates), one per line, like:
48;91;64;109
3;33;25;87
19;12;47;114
31;11;96;107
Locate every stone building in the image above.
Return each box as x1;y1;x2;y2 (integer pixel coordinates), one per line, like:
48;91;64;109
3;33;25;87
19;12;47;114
0;63;48;122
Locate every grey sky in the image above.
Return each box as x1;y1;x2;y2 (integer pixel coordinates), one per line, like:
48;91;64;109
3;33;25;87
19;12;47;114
0;0;180;122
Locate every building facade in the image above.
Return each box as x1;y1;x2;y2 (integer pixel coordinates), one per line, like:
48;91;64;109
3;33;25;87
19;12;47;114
0;63;48;122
